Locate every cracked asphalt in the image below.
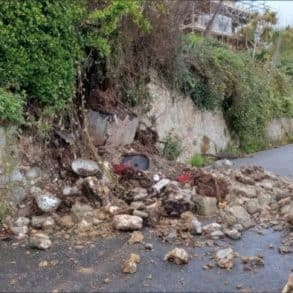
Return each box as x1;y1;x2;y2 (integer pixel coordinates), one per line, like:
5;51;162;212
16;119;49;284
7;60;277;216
0;144;292;292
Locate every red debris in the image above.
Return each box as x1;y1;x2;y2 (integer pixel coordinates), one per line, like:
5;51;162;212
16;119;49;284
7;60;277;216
176;172;193;184
113;163;131;175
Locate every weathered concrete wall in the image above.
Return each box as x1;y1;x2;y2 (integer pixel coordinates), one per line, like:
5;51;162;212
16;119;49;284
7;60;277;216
266;118;293;143
87;110;139;146
144;80;231;162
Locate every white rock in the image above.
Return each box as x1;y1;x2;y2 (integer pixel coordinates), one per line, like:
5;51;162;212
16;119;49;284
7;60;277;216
210;230;225;239
35;193;61;213
215;248;235;269
202;223;222;234
152;179;170;193
164;248;189;265
153;174;160;182
107;205;120;215
31;215;49;228
224;229;241;240
29;233;52;250
71;159;101;177
214;159;233;169
25;167;41;180
191;218;202;235
113;214;143;231
10;226;28;236
14;217;30;227
62;186;79;196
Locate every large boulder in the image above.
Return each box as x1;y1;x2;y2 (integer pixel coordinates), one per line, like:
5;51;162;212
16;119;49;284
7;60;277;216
163;184;195;216
222;205;254;229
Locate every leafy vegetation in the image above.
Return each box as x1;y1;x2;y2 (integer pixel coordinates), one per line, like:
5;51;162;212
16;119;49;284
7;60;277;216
190;154;205;167
0;89;25;124
162;131;182;161
0;0;84;122
175;35;292;152
0;0;292;153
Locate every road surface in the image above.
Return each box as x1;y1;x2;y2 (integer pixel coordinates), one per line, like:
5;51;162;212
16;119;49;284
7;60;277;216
0;145;292;292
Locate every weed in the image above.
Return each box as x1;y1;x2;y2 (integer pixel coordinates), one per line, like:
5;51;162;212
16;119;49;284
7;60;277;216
162;131;182;161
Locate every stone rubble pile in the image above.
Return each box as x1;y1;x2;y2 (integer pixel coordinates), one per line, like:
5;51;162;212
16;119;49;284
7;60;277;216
3;158;292;257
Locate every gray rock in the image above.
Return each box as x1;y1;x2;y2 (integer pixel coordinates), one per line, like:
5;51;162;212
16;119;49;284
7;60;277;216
35;193;61;213
246;199;261;214
29;233;52;250
223;205;254;229
191;218;202;235
133;210;148;218
10;170;25;182
113;214;143;231
224;228;241;240
25;167;41;180
202;223;222;234
11;187;27;204
71;202;93;222
194;195;218;216
14;217;30;227
71;159;101;177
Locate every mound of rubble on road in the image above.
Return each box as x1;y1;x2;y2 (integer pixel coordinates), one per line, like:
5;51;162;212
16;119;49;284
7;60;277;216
2;158;293;251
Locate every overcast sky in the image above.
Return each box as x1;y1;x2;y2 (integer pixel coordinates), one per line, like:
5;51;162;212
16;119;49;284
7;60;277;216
260;1;293;27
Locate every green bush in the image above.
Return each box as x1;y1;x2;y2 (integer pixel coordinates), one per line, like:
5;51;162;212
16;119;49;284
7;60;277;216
162;131;182;161
175;34;292;152
0;88;25;124
190;154;204;167
0;0;84;111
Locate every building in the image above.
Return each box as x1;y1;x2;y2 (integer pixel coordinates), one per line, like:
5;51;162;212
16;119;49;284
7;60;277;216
179;0;269;46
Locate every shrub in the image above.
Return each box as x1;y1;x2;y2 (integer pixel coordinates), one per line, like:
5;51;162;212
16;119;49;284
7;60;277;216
162;131;182;160
190;154;204;167
0;88;25;124
0;0;84;111
175;34;292;152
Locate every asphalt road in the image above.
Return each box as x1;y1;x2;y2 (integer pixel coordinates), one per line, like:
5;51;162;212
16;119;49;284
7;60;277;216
0;145;292;293
233;144;293;178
